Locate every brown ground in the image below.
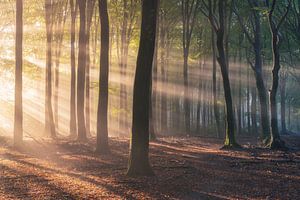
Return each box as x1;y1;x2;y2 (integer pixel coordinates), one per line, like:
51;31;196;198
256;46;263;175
0;135;299;200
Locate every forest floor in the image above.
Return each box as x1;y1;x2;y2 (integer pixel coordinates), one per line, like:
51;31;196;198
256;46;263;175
0;135;299;200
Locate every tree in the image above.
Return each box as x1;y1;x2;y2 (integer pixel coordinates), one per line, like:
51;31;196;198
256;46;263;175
181;0;199;134
85;0;96;136
200;0;240;148
96;0;110;154
266;0;292;149
14;0;23;146
149;0;160;141
77;0;87;141
69;0;78;138
127;0;158;177
45;0;56;138
233;0;271;144
110;0;140;132
53;0;68;130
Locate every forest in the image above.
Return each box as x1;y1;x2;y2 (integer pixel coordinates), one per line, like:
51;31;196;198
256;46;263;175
0;0;300;199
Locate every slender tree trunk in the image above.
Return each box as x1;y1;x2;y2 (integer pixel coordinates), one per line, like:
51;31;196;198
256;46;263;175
237;42;242;135
96;0;110;154
269;27;285;149
253;25;271;144
85;0;96;137
14;0;23;146
150;0;160;141
45;0;56;138
251;86;258;134
247;67;251;133
127;0;158;177
160;14;167;133
77;0;87;141
280;75;287;134
69;0;77;137
212;29;221;138
216;31;238;148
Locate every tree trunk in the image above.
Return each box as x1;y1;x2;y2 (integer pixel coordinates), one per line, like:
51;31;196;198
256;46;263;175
269;27;285;149
212;29;221;138
85;0;96;137
69;0;77;137
96;0;110;154
150;0;160;141
45;0;56;138
183;50;190;134
216;30;238;148
251;86;258;134
127;0;158;177
280;75;287;134
77;0;87;141
14;0;23;146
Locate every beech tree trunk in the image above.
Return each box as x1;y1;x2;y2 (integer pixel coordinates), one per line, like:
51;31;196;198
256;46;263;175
69;0;77;137
127;0;158;177
96;0;110;154
45;0;56;138
77;0;87;141
14;0;23;146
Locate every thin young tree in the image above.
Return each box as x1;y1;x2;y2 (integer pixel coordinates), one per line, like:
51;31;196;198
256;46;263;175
14;0;23;146
233;0;271;144
200;0;240;148
53;0;68;130
181;0;200;134
69;0;78;137
266;0;292;149
127;0;158;177
85;0;96;136
45;0;56;138
96;0;110;154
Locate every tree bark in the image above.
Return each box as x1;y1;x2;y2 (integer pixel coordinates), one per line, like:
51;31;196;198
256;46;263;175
77;0;87;141
14;0;23;146
85;0;96;137
127;0;158;177
96;0;110;154
69;0;77;138
45;0;56;138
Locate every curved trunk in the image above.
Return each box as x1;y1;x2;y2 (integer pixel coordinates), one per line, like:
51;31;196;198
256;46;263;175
127;0;158;177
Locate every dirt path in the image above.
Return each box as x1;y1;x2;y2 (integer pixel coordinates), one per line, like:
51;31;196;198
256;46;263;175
0;136;299;200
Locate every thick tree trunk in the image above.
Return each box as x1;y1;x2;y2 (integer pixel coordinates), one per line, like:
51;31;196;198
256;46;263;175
69;0;77;137
96;0;110;154
127;0;158;177
14;0;23;146
77;0;87;141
